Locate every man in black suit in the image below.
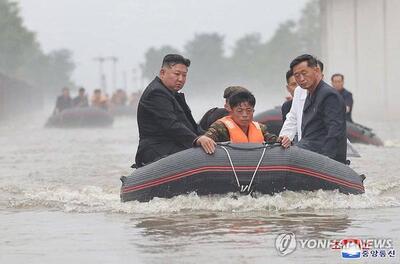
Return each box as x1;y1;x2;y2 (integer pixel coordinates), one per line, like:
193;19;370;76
135;54;214;167
331;73;354;122
54;87;72;114
72;87;89;108
290;54;347;163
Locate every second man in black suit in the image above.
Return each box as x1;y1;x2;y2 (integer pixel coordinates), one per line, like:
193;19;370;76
290;54;347;163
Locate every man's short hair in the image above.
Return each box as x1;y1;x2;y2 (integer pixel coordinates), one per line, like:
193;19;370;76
331;73;344;81
290;54;318;71
223;86;248;99
62;87;69;92
79;87;85;92
317;60;324;73
286;70;293;84
162;54;191;68
229;91;256;108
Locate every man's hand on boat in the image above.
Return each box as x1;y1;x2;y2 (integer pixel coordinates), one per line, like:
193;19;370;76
279;135;291;148
195;135;291;154
195;136;217;154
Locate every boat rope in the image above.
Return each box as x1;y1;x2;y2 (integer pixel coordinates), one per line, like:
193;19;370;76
220;145;266;194
220;145;240;188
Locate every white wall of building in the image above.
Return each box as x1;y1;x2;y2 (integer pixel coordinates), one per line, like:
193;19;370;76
321;0;400;120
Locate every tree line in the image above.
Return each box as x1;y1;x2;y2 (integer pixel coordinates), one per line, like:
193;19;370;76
0;0;74;95
140;0;321;97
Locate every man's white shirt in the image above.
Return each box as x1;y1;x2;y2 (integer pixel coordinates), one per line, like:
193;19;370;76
279;86;307;140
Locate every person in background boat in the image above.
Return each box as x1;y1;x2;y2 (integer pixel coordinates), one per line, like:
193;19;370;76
135;54;209;167
196;91;280;154
72;87;89;108
281;69;297;122
290;54;347;163
53;87;72;114
111;89;128;106
280;59;324;146
198;86;248;131
331;73;354;122
91;89;109;110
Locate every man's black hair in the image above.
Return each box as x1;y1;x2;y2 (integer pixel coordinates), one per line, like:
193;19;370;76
331;73;344;81
229;91;256;108
223;86;248;99
286;69;293;84
317;60;324;73
79;87;85;92
162;54;191;68
290;54;318;71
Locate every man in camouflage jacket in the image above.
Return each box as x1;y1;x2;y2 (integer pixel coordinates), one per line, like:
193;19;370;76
195;90;281;154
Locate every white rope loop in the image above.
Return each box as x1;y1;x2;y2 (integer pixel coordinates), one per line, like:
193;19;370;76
220;145;267;194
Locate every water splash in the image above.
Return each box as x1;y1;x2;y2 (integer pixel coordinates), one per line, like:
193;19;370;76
384;140;400;148
6;179;400;214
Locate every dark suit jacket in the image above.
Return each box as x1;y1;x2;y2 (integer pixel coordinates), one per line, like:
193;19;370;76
281;99;292;122
339;88;354;122
55;95;72;113
72;96;89;108
297;80;347;163
135;77;201;167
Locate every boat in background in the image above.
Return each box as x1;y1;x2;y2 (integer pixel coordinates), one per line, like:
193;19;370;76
46;107;114;128
254;107;384;146
109;105;137;117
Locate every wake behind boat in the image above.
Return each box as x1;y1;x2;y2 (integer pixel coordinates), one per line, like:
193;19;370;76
120;143;365;202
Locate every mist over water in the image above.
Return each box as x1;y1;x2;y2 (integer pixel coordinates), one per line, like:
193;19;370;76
2;0;400;262
1;104;399;263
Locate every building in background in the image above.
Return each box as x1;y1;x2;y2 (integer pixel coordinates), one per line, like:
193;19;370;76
320;0;400;121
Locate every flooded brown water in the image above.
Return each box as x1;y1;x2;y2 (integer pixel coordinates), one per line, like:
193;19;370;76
0;109;399;263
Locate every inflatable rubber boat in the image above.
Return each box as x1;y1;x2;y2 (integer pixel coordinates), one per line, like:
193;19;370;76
254;107;383;146
120;143;365;202
253;107;283;135
346;122;383;146
46;107;114;128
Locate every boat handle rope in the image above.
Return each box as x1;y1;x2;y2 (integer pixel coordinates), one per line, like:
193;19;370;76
220;145;266;194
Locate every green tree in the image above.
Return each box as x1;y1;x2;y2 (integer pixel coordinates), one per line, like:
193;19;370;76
229;33;263;82
257;20;301;89
140;45;180;81
296;0;321;56
253;0;321;90
0;0;38;76
0;0;75;95
183;33;227;89
139;0;321;97
10;49;75;96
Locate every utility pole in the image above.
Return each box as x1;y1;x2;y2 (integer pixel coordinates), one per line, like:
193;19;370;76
93;56;107;92
132;68;138;90
122;71;127;91
107;56;118;92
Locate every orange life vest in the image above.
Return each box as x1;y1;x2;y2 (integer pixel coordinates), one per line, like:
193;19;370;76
219;116;264;143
